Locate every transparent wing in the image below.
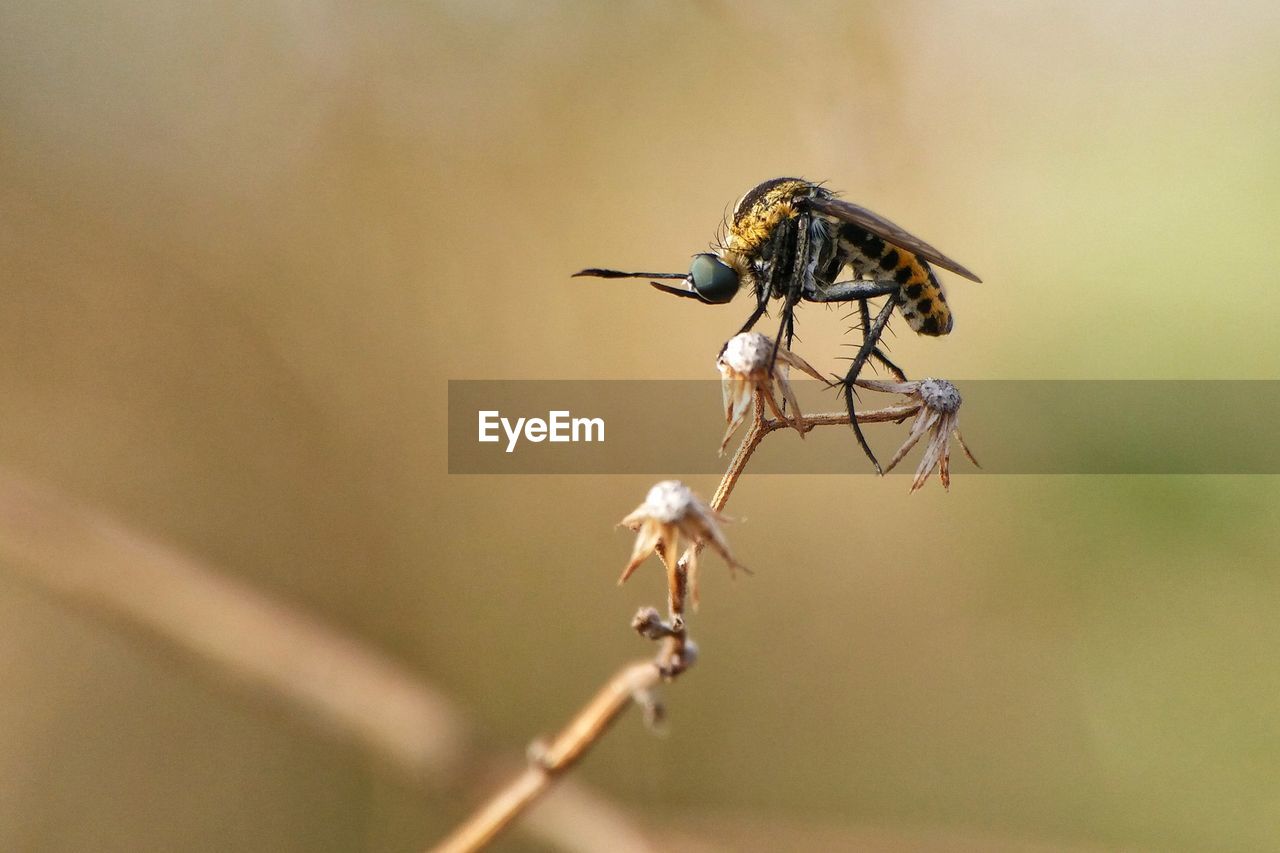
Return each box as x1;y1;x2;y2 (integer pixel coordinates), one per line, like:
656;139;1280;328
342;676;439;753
806;196;983;283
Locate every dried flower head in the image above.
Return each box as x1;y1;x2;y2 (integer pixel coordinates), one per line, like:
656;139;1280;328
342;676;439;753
717;332;825;452
856;378;979;492
619;480;743;610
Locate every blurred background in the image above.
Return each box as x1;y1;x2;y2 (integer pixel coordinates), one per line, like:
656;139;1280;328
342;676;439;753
2;1;1279;850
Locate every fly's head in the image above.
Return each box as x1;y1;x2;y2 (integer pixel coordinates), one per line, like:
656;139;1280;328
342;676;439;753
685;252;745;304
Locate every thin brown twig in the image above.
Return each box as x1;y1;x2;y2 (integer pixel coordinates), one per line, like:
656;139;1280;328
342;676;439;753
708;388;769;512
708;398;918;513
434;659;667;853
433;392;918;852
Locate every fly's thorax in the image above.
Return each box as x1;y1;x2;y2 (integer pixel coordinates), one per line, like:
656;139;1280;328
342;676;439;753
728;178;822;258
732;178;816;223
727;200;797;258
836;222;953;336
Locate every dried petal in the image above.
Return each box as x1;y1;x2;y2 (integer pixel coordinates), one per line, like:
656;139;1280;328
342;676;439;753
854;378;918;396
717;332;823;452
620;523;664;584
884;407;937;473
953;427;980;467
774;346;825;382
912;414;952;492
858;379;978;491
617;481;742;612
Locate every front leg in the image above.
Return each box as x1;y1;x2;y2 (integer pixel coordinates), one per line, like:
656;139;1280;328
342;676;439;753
717;300;770;363
734;302;768;336
769;212;809;369
721;236;785;358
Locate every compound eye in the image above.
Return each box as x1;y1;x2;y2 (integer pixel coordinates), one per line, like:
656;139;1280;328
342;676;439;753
688;254;739;304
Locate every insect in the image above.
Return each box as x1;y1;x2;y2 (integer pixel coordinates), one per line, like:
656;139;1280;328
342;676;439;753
574;177;982;472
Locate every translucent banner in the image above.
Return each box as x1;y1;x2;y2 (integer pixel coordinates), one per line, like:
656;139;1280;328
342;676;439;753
447;381;1280;475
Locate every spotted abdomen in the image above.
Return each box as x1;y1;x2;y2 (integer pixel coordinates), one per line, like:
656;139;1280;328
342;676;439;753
837;224;953;336
892;259;951;336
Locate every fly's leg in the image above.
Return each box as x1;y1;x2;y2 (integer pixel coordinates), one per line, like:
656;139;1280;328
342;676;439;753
719;229;786;359
716;299;771;364
873;346;907;382
735;302;768;336
803;279;900;303
840;298;897;474
843;298;879;471
804;278;904;373
851;294;908;382
769;212;809;370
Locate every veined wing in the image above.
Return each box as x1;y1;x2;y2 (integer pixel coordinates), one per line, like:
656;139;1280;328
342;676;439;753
806;196;983;283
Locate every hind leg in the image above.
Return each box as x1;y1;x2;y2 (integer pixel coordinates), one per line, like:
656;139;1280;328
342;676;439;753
858;299;907;382
805;279;906;376
839;298;898;474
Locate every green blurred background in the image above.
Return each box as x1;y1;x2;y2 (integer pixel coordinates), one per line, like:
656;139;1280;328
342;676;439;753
2;1;1279;850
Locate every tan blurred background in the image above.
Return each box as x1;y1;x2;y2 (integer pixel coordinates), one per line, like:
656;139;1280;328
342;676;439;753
2;1;1279;850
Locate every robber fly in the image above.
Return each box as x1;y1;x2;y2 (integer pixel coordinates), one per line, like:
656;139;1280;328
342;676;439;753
574;177;982;472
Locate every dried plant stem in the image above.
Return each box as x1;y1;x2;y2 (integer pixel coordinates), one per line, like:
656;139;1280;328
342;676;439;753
433;391;916;852
433;658;669;853
708;390;769;512
710;397;915;512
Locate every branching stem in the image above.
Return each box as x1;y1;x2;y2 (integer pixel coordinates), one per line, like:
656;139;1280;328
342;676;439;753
430;392;918;853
